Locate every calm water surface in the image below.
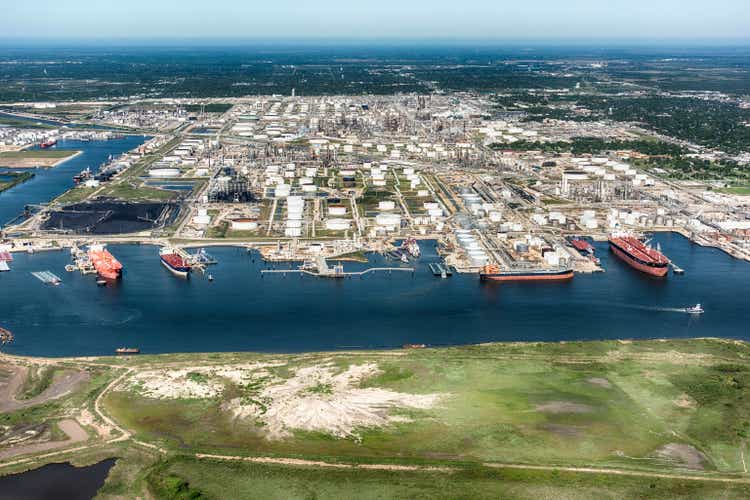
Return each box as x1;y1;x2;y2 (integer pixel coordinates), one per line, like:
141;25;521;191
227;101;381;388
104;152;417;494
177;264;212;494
0;459;115;500
0;136;148;225
0;233;747;357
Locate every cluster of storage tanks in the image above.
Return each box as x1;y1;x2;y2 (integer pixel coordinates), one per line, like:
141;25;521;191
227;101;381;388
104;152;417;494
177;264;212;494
150;139;207;178
563;157;654;189
478;120;538;145
508;235;569;267
325;202;351;231
456;230;490;267
285;196;305;237
530;211;568;227
606;208;677;229
460;191;503;222
264;164;318;198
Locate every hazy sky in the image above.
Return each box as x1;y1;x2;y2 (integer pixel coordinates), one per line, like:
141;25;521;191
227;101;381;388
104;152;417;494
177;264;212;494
2;0;748;40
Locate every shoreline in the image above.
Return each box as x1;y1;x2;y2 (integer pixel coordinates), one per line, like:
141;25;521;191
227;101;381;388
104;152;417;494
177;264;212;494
0;336;746;363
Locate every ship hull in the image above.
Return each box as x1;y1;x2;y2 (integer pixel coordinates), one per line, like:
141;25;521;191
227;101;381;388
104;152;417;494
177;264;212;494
480;269;574;282
97;269;121;280
609;241;668;277
160;255;190;277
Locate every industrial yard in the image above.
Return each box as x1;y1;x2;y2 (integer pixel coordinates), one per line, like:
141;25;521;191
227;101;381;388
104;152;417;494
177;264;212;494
1;93;748;284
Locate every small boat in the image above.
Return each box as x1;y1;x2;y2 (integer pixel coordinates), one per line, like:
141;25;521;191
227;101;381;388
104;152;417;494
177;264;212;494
0;327;13;345
207;274;214;281
116;347;140;355
685;303;704;314
403;343;426;349
96;279;107;287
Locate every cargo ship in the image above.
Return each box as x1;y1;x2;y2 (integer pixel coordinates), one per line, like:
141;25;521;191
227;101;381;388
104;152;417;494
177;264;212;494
401;238;421;258
39;138;57;149
160;247;191;277
569;237;595;255
116;347;140;355
88;244;123;280
608;232;669;277
73;167;92;184
479;264;574;282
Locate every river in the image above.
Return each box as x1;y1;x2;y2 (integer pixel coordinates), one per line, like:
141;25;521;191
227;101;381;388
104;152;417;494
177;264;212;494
0;136;148;226
0;232;747;357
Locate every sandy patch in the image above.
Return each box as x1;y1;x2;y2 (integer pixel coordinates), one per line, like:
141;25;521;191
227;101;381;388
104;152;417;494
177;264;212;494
656;443;706;470
225;362;443;440
586;377;612;388
535;401;593;414
126;362;284;399
674;393;696;409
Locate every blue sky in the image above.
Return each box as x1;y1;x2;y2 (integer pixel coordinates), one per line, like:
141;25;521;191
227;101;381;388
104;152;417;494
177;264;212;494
1;0;748;40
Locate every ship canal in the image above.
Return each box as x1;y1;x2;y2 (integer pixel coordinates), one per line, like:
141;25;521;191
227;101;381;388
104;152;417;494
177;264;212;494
0;233;748;358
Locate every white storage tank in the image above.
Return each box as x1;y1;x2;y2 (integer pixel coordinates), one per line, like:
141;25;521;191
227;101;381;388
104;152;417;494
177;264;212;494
231;219;258;231
328;205;347;216
325;218;351;231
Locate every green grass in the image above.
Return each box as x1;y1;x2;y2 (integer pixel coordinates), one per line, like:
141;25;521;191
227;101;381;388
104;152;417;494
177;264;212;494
0;150;78;159
97;183;178;202
0;171;34;192
717;186;750;195
19;366;57;400
145;456;750;500
53;185;98;204
103;339;750;474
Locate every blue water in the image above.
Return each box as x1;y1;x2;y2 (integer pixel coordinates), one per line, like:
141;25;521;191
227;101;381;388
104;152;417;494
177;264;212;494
0;136;148;226
0;233;747;357
0;459;115;500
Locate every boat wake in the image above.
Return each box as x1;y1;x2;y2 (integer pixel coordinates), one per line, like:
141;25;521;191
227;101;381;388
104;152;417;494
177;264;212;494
609;303;702;314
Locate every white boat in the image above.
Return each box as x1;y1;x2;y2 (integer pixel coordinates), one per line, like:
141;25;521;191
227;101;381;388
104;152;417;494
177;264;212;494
685;303;704;314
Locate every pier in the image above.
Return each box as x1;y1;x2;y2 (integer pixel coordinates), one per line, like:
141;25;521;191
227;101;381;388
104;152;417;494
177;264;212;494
31;271;62;285
262;256;414;278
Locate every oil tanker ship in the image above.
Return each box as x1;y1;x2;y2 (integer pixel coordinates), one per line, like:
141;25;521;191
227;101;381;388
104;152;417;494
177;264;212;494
160;247;191;277
479;264;574;282
608;232;669;277
88;244;123;280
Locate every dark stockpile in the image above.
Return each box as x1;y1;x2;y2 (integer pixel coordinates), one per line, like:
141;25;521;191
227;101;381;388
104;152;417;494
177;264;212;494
41;201;180;234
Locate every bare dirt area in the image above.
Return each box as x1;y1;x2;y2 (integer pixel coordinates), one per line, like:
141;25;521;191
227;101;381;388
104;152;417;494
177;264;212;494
0;150;81;168
124;361;444;440
655;443;707;470
0;419;88;461
0;364;90;412
586;377;612;388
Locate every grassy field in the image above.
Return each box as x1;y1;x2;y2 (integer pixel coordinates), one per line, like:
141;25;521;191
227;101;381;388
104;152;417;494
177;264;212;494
103;339;750;474
0;150;81;168
0;171;34;193
0;150;76;159
717;186;750;196
144;455;750;500
5;339;750;498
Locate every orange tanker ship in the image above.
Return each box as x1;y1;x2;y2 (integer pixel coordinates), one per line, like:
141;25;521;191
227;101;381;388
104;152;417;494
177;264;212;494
88;244;123;280
608;232;669;277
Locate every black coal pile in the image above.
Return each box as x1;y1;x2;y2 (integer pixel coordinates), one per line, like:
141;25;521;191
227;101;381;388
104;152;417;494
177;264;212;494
41;201;180;234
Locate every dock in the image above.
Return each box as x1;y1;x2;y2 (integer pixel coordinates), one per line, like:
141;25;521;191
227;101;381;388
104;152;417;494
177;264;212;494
262;256;414;278
31;270;62;285
428;262;453;277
